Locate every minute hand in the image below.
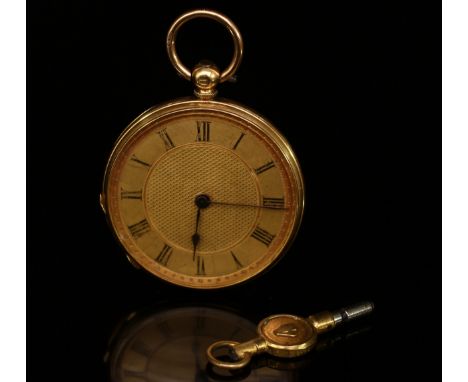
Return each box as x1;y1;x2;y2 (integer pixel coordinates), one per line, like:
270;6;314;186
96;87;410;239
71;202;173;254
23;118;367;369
209;200;287;210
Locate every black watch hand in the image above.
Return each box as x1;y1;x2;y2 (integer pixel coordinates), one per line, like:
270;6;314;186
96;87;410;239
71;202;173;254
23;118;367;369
191;207;201;261
191;194;212;261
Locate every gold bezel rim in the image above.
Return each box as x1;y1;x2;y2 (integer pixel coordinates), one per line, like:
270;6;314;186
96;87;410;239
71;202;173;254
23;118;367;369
102;98;305;289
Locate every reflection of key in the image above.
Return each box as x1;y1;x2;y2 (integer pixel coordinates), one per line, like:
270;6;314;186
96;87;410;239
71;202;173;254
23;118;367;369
207;302;374;369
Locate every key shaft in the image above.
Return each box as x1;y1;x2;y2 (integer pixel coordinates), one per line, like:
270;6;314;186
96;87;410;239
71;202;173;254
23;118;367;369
308;301;375;334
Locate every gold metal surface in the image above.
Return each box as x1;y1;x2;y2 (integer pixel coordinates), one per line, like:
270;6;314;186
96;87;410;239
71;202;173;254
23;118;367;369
125;254;141;270
206;341;253;370
257;314;317;358
231;337;268;359
166;9;243;82
307;311;336;334
192;62;220;100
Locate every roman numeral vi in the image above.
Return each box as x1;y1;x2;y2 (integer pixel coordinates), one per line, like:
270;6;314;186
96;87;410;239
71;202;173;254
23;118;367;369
196;256;206;275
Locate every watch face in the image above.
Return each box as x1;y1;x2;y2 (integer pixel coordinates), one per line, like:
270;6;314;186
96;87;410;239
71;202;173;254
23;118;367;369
103;99;304;288
107;306;293;382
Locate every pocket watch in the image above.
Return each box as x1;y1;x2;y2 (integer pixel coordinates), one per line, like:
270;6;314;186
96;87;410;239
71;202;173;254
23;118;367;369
101;10;304;289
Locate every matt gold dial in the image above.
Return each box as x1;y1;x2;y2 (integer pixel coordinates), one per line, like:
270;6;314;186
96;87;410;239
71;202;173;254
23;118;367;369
102;99;304;288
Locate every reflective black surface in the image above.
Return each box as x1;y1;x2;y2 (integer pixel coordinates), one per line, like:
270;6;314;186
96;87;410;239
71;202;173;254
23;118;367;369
106;304;286;381
28;1;440;381
105;303;374;382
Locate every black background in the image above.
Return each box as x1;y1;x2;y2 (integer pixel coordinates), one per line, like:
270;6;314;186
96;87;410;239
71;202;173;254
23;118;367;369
28;1;440;381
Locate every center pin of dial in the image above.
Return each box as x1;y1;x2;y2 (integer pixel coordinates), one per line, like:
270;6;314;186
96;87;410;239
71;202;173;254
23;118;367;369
195;194;211;209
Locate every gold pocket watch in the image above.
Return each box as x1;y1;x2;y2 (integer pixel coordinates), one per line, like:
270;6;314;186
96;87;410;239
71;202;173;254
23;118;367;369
101;10;304;289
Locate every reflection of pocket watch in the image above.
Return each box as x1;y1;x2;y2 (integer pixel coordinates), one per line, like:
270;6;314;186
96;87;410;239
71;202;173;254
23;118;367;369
101;10;304;289
106;305;293;381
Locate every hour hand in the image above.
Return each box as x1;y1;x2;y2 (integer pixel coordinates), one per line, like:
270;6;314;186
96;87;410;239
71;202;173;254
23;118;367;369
191;194;212;260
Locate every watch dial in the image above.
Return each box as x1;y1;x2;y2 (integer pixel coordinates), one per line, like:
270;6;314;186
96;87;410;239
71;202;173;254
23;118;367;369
105;102;303;288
